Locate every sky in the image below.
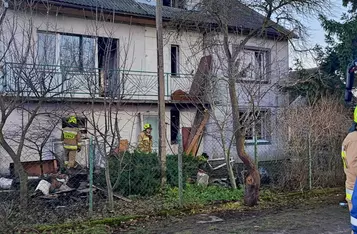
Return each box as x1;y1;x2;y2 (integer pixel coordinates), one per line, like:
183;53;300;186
292;0;348;68
136;0;349;68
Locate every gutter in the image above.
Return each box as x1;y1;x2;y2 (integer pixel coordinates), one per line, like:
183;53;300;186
43;0;157;20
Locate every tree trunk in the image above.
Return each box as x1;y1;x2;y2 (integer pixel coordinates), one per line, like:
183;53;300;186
13;157;28;209
228;65;260;207
105;155;114;211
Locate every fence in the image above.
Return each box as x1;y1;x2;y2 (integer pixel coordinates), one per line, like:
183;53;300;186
0;98;349;231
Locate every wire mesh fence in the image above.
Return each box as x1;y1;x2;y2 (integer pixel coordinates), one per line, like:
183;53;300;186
0;98;350;231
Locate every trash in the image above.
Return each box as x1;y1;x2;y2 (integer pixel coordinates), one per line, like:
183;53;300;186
259;167;271;184
197;170;209;187
35;180;52;195
0;177;13;189
340;202;348;207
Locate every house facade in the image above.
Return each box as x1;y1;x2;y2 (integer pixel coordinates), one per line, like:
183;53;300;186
0;0;291;175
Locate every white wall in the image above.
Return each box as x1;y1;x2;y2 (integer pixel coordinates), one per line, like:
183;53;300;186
0;103;200;175
1;10;203;100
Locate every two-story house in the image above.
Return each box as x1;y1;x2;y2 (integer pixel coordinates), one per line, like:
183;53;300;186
0;0;291;175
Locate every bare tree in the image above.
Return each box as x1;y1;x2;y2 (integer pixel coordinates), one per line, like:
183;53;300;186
167;0;332;206
64;10;141;210
0;1;81;208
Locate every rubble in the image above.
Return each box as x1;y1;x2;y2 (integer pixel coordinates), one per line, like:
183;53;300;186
0;177;13;189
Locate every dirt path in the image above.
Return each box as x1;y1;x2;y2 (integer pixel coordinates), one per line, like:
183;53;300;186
128;203;350;234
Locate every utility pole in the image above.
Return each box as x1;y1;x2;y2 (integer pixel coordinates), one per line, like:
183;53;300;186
156;0;167;187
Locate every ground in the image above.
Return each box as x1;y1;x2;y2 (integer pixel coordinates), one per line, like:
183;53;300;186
8;188;351;233
128;203;350;234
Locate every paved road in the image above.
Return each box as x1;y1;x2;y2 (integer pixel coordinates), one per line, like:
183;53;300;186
129;204;351;234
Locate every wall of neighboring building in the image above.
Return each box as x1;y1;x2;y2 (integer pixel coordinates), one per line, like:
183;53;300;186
0;103;200;175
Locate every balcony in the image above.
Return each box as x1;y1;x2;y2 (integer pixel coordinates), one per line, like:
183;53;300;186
1;63;195;102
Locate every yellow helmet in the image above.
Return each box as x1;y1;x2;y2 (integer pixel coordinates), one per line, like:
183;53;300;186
144;123;152;130
68;116;77;125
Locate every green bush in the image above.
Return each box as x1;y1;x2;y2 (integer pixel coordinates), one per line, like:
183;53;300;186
166;183;243;206
94;152;207;196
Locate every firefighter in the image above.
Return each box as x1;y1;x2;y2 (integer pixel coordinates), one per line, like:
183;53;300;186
342;106;357;234
62;116;81;168
138;123;153;153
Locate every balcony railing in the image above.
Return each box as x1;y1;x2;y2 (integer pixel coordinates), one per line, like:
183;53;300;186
1;63;194;101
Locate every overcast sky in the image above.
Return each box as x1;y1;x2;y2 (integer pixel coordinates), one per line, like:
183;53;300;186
136;0;349;68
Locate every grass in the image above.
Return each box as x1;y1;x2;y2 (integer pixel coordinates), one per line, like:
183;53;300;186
17;215;144;234
165;183;244;206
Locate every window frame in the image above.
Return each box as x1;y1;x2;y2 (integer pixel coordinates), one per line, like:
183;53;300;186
170;44;180;76
238;109;271;144
37;31;57;66
59;33;96;71
235;46;271;83
36;31;96;71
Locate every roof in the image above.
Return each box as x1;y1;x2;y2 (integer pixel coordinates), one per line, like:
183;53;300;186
43;0;295;39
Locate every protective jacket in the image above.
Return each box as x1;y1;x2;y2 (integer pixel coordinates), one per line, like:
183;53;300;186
62;127;81;150
138;131;152;153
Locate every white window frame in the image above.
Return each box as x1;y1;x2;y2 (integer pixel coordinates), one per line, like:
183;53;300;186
36;31;98;69
239;110;271;144
236;46;271;82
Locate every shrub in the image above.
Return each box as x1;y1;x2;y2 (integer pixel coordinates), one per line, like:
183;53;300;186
94;152;207;196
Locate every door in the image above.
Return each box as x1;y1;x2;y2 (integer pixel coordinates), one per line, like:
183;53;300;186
142;115;159;152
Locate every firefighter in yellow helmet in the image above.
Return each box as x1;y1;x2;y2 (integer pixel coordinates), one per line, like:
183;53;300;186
62;116;81;168
137;123;153;153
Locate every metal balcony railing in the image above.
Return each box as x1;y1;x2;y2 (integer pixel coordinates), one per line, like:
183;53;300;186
1;63;194;101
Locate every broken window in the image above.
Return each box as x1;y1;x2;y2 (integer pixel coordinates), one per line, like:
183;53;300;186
236;47;270;82
62;116;88;134
238;110;270;142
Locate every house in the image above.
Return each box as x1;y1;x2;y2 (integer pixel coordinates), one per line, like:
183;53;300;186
0;0;292;175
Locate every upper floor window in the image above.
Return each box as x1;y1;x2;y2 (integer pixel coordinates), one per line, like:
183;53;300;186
60;34;95;70
163;0;185;8
237;47;270;82
37;32;95;70
37;32;56;65
171;45;179;76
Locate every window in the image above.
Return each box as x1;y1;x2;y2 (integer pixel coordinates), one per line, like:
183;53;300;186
60;34;95;70
37;32;96;70
239;110;270;142
37;32;56;65
238;48;270;81
62;117;88;134
171;45;179;76
170;109;180;144
163;0;184;7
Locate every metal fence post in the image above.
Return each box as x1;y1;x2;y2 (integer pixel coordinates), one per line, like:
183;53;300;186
177;133;183;207
89;136;94;215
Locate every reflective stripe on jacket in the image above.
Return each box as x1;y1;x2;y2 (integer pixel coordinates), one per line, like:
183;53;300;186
351;184;357;232
62;127;81;150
